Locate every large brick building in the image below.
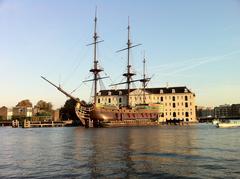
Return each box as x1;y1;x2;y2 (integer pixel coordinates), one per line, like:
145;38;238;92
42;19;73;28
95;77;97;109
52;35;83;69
96;86;197;122
0;106;12;120
12;107;32;118
214;104;240;118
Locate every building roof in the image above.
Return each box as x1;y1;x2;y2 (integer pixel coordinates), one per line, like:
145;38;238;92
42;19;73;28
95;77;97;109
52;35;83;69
98;89;134;96
0;106;7;110
98;86;193;96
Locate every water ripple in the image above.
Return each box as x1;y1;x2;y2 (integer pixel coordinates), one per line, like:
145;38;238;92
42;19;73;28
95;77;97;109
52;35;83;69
0;125;239;178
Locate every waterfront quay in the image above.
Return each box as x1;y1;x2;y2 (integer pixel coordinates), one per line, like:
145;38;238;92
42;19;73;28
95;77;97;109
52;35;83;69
0;119;73;128
0;120;12;127
22;120;72;128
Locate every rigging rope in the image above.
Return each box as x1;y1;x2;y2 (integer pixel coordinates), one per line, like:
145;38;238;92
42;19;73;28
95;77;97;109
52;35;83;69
70;82;84;94
89;81;94;103
98;74;106;90
62;46;88;85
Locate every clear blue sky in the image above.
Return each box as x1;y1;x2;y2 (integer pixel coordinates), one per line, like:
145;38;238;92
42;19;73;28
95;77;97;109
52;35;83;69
1;0;240;108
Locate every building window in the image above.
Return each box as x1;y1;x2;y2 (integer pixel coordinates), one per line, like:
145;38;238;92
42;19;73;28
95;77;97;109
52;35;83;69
160;89;163;94
173;96;175;101
173;112;176;117
169;103;171;106
108;91;111;95
98;98;100;103
173;103;176;108
165;103;167;106
161;97;163;101
108;98;111;103
185;96;188;101
185;102;188;107
119;91;122;95
119;98;122;103
185;112;189;117
172;89;175;93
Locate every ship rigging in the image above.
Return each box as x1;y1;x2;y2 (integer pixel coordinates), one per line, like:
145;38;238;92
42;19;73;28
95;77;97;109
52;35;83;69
41;11;163;128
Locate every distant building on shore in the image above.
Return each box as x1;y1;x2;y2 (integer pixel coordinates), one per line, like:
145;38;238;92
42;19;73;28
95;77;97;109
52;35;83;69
97;86;197;122
196;106;214;118
0;101;60;122
12;106;32;118
231;104;240;117
52;109;60;121
214;104;240;118
0;106;12;120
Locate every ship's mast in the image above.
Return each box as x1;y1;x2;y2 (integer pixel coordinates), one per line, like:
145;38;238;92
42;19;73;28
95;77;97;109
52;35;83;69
142;54;146;104
140;53;151;104
41;76;80;103
113;18;141;107
89;8;103;104
108;18;144;107
121;19;140;107
126;20;134;107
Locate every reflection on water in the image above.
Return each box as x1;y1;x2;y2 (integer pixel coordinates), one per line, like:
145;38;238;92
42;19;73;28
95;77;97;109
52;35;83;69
0;124;239;178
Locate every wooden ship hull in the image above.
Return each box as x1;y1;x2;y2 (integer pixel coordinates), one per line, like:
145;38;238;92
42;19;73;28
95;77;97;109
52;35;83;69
75;103;162;128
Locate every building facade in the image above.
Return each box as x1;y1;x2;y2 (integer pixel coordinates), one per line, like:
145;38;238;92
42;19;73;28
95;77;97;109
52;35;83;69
12;107;32;118
0;106;13;120
214;104;240;118
0;106;8;120
231;104;240;117
196;106;214;118
52;109;60;121
96;86;197;122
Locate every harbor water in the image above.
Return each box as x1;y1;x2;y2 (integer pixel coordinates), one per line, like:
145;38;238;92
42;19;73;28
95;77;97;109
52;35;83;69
0;124;239;178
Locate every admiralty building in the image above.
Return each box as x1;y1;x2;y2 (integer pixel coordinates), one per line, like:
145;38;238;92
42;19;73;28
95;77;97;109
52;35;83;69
96;86;197;123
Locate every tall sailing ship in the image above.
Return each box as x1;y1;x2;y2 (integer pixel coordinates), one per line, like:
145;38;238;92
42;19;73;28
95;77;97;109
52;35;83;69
42;12;163;128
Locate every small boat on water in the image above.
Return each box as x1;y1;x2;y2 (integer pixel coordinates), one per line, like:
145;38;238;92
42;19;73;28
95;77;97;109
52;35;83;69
216;120;240;128
212;119;220;125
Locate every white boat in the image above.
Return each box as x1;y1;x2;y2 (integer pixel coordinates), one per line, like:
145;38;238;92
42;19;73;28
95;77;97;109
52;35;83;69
216;120;240;128
212;119;220;125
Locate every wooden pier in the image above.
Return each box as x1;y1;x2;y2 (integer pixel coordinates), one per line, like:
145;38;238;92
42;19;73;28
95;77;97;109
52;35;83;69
23;120;72;128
